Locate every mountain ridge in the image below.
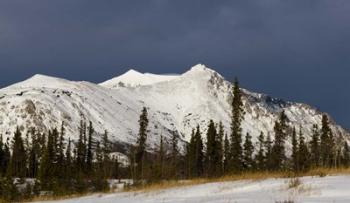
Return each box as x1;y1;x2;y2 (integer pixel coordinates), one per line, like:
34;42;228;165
0;64;348;151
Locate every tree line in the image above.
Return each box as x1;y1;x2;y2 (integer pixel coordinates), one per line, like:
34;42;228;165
0;120;124;201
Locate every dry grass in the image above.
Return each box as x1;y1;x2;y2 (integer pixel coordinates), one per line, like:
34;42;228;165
128;171;293;193
27;192;109;202
130;167;350;193
306;167;350;177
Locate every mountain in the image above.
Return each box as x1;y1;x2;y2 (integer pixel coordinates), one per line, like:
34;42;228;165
0;64;348;152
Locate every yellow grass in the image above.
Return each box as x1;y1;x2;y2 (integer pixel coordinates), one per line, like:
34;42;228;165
130;167;350;193
26;193;92;202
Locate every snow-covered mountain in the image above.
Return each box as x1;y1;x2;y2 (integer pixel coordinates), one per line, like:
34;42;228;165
0;64;348;151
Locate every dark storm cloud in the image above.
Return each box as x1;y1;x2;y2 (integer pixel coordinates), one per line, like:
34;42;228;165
0;0;349;128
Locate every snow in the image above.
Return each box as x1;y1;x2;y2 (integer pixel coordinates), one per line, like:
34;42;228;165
37;175;350;203
0;64;348;151
100;69;179;88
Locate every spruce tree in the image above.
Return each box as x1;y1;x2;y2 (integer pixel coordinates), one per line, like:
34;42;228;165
170;130;179;179
9;127;27;177
271;111;288;171
187;129;196;178
255;132;265;171
205;120;219;177
298;128;310;172
217;122;224;175
3;139;10;176
328;130;336;168
65;138;73;181
265;133;273;171
102;130;111;178
291;127;299;172
342;142;350;167
112;158;120;180
223;134;230;174
320;114;333;167
76;121;86;175
309;124;320;167
230;77;245;172
57;122;65;178
95;141;103;178
194;125;204;177
39;130;55;189
135;107;149;180
157;135;165;179
243;132;254;170
28;130;39;178
86;121;94;173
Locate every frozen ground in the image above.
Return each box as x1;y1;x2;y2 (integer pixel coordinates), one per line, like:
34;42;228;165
40;175;350;203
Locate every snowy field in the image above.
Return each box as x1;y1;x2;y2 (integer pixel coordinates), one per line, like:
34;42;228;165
40;175;350;203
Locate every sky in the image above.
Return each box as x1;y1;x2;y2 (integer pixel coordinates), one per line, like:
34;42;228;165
0;0;349;129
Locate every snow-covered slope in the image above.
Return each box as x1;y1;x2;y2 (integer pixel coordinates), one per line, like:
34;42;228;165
39;175;350;203
0;64;348;151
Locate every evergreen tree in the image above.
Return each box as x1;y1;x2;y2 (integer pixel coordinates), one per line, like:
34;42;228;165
265;133;273;171
112;158;120;180
320;114;333;167
8;127;27;177
217;122;224;175
298;128;310;172
205;120;220;177
328;130;336;168
2;139;11;176
76;121;86;175
186;129;196;178
342;142;350;167
95;141;103;178
243;133;254;170
170;130;179;179
39;130;55;189
135;107;149;180
102;130;111;178
194;125;204;177
28;129;39;178
57;122;65;178
230;78;245;172
86;121;94;173
271;111;288;171
39;133;46;159
157;135;165;179
65;138;73;180
291;127;299;172
309;124;320;167
255;132;265;171
223;134;230;173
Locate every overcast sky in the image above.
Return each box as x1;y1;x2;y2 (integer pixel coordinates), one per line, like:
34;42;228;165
0;0;349;128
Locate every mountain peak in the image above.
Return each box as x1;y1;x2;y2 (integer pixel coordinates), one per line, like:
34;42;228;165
100;68;179;88
182;64;224;81
30;74;59;80
4;74;71;90
189;64;210;72
123;69;143;76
